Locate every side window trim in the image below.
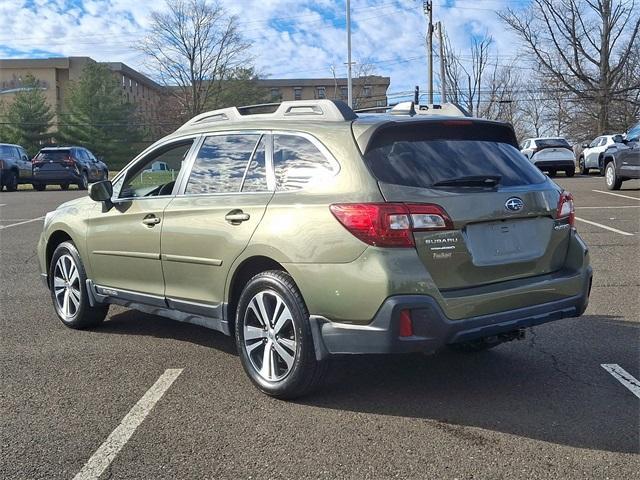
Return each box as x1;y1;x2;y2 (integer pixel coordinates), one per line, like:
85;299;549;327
114;135;202;201
239;133;265;192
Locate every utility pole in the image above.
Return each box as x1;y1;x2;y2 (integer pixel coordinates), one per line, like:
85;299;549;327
438;21;446;103
346;0;353;108
423;1;433;104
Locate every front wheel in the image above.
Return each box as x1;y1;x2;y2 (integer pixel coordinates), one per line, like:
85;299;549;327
33;183;46;191
49;241;109;329
605;162;622;190
547;169;556;177
59;184;69;190
235;270;327;399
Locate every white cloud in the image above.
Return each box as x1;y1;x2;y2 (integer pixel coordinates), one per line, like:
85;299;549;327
0;0;529;101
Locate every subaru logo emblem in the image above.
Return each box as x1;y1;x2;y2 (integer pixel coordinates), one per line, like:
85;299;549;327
505;197;524;212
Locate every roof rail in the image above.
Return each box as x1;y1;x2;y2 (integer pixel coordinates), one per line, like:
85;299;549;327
355;102;471;117
177;99;357;131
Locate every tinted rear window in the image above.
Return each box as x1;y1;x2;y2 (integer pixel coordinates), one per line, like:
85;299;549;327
536;139;571;149
364;123;546;188
38;150;71;161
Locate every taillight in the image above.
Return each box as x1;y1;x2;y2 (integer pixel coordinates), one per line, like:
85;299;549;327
399;309;413;337
62;155;75;166
556;191;575;227
329;203;453;248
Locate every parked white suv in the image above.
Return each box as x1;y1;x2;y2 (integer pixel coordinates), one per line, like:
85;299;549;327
578;134;624;175
520;137;575;177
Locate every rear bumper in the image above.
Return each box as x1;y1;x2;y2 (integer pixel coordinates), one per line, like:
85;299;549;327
533;160;575;170
311;266;592;357
33;169;80;184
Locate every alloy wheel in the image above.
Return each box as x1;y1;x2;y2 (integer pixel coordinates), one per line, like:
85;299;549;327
243;290;297;382
606;164;614;186
53;254;81;319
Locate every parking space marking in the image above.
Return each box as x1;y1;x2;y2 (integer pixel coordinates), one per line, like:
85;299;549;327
592;190;640;201
73;368;183;480
0;203;6;207
576;205;640;209
575;217;634;236
601;364;640;399
0;216;45;230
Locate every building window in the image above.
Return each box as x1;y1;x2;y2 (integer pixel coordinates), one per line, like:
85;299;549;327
294;87;302;100
122;75;125;87
340;87;348;100
376;99;386;107
363;85;372;98
270;88;280;101
316;87;326;99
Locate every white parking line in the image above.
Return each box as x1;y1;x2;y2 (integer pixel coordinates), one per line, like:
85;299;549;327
0;216;45;230
601;364;640;399
592;190;640;201
73;369;183;480
576;205;640;209
575;217;634;236
0;203;6;207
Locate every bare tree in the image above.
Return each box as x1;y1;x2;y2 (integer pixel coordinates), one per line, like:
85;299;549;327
141;0;251;120
499;0;640;135
352;61;379;109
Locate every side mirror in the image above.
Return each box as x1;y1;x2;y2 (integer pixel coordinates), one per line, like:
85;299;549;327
89;180;113;202
581;143;589;148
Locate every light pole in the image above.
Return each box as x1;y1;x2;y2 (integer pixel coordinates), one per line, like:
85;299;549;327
346;0;353;108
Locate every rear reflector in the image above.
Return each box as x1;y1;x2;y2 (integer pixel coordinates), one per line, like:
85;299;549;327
399;309;413;337
556;191;575;227
330;203;453;248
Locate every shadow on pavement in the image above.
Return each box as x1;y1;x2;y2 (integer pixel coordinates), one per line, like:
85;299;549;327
96;310;638;454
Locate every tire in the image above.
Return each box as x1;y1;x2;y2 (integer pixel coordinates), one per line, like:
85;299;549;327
78;172;89;190
33;183;46;191
579;157;589;175
605;161;622;190
5;170;18;191
49;241;109;329
547;169;556;177
235;270;327;399
565;168;575;177
60;184;69;190
447;337;502;353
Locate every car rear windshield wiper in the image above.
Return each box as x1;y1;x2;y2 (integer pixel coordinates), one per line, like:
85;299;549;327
431;175;502;188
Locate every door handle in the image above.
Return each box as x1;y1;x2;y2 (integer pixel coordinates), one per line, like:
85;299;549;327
225;210;250;224
142;214;161;227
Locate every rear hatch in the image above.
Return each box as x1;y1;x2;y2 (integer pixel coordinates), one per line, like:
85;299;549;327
34;149;75;172
359;119;572;290
533;139;574;162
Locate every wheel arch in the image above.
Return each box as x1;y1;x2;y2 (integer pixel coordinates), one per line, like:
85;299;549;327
225;255;290;334
45;230;76;276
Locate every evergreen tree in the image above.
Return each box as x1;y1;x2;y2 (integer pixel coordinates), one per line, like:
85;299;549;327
58;62;144;167
3;75;54;154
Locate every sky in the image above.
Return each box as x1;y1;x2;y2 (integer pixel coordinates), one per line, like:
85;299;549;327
0;0;532;103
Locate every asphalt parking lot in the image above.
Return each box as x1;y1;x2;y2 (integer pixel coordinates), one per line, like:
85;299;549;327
1;175;639;479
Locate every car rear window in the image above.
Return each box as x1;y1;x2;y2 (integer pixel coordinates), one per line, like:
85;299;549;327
536;139;571;149
363;122;547;188
37;150;71;161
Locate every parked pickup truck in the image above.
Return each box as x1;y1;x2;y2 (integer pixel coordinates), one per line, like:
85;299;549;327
0;143;33;191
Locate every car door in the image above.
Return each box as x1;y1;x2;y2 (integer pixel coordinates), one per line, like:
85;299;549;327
585;137;601;168
17;147;32;179
619;125;640;177
160;132;274;318
85;138;198;299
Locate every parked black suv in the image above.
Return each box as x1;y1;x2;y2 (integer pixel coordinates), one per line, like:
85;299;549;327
603;122;640;190
32;146;108;190
0;143;34;191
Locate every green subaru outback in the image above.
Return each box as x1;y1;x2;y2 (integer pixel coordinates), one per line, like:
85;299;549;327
37;100;592;398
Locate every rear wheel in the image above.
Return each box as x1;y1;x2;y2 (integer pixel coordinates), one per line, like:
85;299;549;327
49;241;109;329
59;184;69;190
236;270;327;399
5;170;18;191
547;169;556;177
77;172;88;190
605;162;622;190
565;168;575;177
579;157;589;175
33;183;46;191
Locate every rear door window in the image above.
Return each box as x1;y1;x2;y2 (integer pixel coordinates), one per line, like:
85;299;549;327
185;134;260;194
273;134;337;191
241;136;269;192
363;122;546;188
